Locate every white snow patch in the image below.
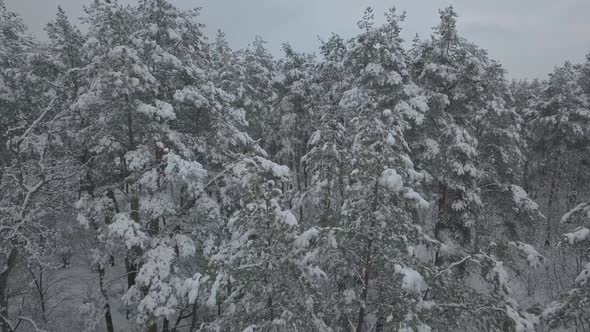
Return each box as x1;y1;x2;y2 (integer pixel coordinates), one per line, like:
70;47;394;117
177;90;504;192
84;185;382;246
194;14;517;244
77;213;90;229
400;155;414;169
136;245;175;286
343;289;355;304
564;227;590;245
281;210;298;227
165;152;207;184
108;213;148;249
510;185;541;215
509;241;544;268
207;273;224;308
327;231;338;249
183;273;206;304
395;265;427;294
492;261;510;293
294;227;319;248
175;234;196;258
575;263;590;286
561;202;589;223
137;100;176;121
167;28;181;40
254;156;290;179
417;324;432;332
404;189;430;210
506;305;535;332
379;169;403;192
309;130;321;146
386;132;396;146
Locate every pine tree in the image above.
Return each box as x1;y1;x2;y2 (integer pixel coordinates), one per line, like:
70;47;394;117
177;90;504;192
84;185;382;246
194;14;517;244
543;203;590;329
410;6;484;251
269;45;320;222
528;62;590;246
73;1;215;330
301;8;435;331
238;36;276;143
1;2;78;330
205;157;330;331
409;7;542;330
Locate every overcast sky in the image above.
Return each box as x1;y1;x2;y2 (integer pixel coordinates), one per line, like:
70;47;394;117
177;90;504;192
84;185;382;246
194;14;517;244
5;0;590;79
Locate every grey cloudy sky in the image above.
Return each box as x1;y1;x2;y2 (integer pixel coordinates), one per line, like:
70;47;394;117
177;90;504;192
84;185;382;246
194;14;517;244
5;0;590;79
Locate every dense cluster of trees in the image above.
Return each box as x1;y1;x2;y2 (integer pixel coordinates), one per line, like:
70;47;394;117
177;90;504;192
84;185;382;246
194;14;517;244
1;0;589;331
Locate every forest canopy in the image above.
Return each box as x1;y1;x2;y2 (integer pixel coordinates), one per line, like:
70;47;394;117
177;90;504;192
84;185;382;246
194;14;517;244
1;1;590;331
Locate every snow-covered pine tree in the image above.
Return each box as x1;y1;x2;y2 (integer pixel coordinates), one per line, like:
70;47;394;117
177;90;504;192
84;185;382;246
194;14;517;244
409;6;483;252
237;36;276;144
409;7;542;330
205;157;331;331
300;8;435;331
1;2;78;330
268;44;320;225
543;202;590;329
528;62;590;246
74;1;278;330
72;1;219;330
45;6;86;102
210;30;243;105
300;33;349;227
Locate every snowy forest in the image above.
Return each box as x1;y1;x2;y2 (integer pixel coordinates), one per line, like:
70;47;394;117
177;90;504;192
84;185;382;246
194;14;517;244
1;0;590;331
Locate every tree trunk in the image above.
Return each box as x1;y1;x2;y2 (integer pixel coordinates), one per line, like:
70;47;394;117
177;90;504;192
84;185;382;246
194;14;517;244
27;265;47;325
544;158;561;246
147;322;158;332
99;265;115;332
189;299;199;332
355;238;373;332
0;249;17;332
125;97;140;293
434;181;448;267
126;186;141;291
356;181;379;332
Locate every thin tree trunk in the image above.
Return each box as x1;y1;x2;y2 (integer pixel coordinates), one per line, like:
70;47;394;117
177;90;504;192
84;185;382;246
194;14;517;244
355;238;373;332
125;97;140;292
0;249;18;332
189;299;199;332
267;295;274;322
124;188;140;320
544;158;561;246
147;322;158;332
434;181;447;267
27;265;47;325
99;265;115;332
81;150;115;331
356;181;379;332
126;185;141;289
39;269;46;324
